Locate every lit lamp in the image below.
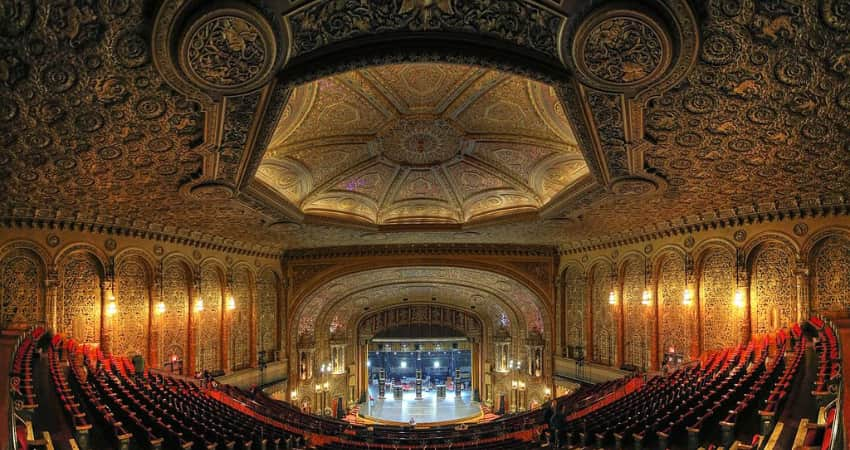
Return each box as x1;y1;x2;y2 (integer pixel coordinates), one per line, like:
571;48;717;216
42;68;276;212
226;295;236;311
155;301;166;315
105;289;117;317
544;387;551;400
733;288;745;308
682;287;694;306
194;298;204;312
291;390;297;401
641;289;652;306
608;290;617;305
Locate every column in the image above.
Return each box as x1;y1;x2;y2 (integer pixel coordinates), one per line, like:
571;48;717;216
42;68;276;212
795;261;810;321
45;268;59;332
150;266;163;368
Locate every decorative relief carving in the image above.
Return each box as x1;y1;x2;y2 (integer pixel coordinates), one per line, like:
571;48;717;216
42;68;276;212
358;304;481;338
563;266;585;350
162;261;190;363
257;270;278;356
1;251;42;326
658;253;689;360
287;0;563;60
379;118;461;166
231;267;252;370
699;248;736;352
621;257;648;368
199;265;223;370
59;253;101;344
581;16;665;85
811;235;850;313
183;15;270;90
751;244;796;334
590;264;615;364
113;257;150;357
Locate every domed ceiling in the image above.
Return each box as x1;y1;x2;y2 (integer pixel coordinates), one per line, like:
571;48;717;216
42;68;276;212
256;63;588;226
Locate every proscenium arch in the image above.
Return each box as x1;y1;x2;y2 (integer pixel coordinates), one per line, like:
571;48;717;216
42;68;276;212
290;266;548;345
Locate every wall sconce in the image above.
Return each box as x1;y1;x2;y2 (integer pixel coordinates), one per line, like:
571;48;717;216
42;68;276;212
105;300;117;317
155;301;166;315
226;295;236;311
608;291;617;305
682;287;694;306
641;290;652;305
733;288;745;308
323;381;329;392
544;387;551;397
314;384;321;393
291;390;297;400
194;298;204;312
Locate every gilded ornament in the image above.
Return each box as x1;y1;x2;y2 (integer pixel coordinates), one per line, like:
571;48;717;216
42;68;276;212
153;245;164;256
793;222;809;236
684;236;695;248
105;238;117;251
180;9;275;93
46;234;60;247
733;230;747;242
580;15;665;85
399;0;454;24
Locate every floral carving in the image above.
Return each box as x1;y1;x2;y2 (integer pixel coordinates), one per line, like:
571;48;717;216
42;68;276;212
185;15;270;89
582;16;664;84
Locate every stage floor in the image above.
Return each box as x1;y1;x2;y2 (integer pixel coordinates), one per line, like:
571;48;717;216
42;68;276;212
359;387;482;425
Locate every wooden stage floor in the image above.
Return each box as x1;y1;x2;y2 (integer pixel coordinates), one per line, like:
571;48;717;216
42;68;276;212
359;387;482;426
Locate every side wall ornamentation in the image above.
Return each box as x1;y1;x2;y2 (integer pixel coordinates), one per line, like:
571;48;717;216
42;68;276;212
698;248;737;352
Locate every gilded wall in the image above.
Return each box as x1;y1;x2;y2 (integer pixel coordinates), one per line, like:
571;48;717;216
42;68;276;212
0;227;282;375
621;256;647;369
590;263;615;364
560;217;850;370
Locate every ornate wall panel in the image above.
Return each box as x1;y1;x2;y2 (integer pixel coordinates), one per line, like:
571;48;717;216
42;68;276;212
590;263;615;364
113;257;150;358
59;254;102;344
658;253;690;359
257;270;278;357
621;257;648;369
563;265;585;350
162;261;190;363
358;304;482;339
812;236;850;314
750;244;796;334
231;267;253;370
699;248;737;352
199;265;223;370
0;251;43;327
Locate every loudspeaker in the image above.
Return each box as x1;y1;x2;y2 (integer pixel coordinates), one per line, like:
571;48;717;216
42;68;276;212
452;343;458;349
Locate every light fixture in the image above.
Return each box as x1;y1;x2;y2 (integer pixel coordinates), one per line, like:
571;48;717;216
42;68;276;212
105;300;117;317
314;384;321;393
682;288;694;306
608;290;617;305
433;361;440;368
400;360;407;369
733;288;745;308
226;295;236;311
641;290;652;306
291;390;297;400
107;289;116;302
155;301;166;315
194;298;204;312
367;359;371;367
511;380;518;389
323;381;329;391
544;387;551;396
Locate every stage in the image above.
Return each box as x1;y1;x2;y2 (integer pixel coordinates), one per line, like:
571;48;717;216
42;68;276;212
359;387;482;426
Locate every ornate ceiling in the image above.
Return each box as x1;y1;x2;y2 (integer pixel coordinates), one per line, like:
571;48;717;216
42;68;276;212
0;0;848;254
256;63;587;226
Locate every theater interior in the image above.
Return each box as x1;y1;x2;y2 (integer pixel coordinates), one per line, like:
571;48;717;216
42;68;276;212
1;0;849;449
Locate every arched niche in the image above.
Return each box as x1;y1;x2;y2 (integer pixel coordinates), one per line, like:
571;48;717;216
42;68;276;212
161;255;193;365
113;252;154;359
0;241;49;328
588;261;615;365
696;244;737;352
806;230;850;315
747;239;797;334
654;250;690;361
57;247;105;345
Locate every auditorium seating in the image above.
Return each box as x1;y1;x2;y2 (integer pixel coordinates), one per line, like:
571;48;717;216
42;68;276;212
8;319;843;450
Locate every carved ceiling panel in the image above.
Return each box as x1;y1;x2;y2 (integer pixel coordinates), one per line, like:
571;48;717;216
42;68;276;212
291;266;547;343
256;63;588;226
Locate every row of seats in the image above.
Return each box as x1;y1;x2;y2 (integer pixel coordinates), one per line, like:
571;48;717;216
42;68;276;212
46;341;92;448
10;327;44;408
557;336;793;450
794;318;843;450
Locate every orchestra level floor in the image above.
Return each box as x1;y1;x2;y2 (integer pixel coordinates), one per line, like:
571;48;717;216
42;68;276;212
359;386;482;425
